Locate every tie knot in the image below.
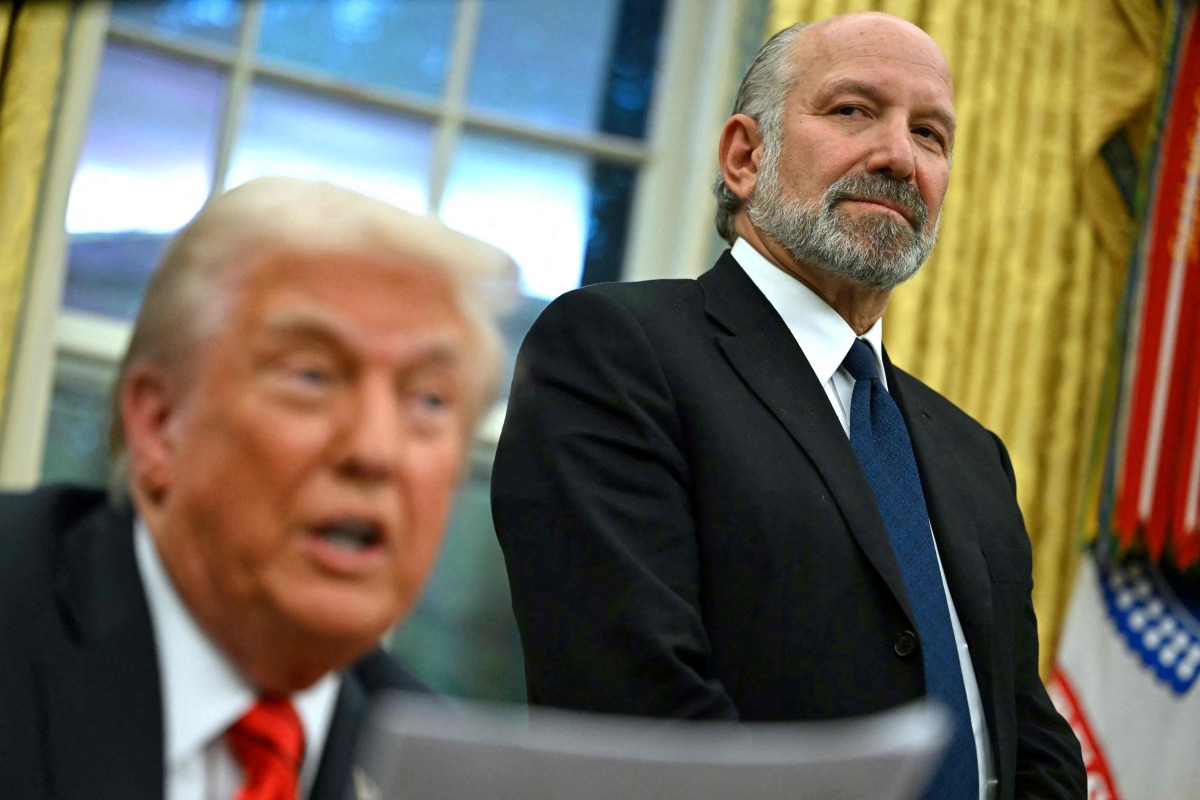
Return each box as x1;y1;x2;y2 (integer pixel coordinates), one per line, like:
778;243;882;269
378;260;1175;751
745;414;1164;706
842;339;879;382
228;697;305;799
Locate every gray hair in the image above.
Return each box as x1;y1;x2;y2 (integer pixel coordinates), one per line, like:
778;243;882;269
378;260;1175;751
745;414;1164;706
712;22;811;245
108;176;515;504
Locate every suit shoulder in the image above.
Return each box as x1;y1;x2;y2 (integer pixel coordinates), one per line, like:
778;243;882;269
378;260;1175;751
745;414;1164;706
524;280;705;352
0;485;111;612
551;278;701;319
0;485;108;567
891;367;1000;443
351;647;431;696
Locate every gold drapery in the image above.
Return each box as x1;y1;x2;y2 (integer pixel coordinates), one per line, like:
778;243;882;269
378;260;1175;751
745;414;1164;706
0;1;72;431
766;0;1164;675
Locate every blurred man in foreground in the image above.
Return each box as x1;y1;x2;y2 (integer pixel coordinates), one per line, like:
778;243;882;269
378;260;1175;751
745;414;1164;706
0;177;512;799
491;13;1084;800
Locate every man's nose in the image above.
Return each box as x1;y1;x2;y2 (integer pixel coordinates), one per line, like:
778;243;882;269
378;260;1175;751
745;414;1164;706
338;377;403;482
864;116;916;182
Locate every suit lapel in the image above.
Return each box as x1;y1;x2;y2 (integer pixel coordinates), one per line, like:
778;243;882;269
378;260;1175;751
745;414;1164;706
311;649;431;800
700;251;998;731
699;253;914;625
310;669;367;800
41;504;164;800
888;363;996;720
37;494;420;800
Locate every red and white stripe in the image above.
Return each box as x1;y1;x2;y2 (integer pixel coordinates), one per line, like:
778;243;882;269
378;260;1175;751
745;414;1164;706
1112;5;1200;568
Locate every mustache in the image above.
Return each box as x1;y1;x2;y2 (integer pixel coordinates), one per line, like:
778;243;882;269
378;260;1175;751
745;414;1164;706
824;173;928;231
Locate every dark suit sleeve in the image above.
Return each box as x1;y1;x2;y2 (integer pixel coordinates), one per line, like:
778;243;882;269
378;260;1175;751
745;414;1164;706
491;287;738;719
991;434;1086;799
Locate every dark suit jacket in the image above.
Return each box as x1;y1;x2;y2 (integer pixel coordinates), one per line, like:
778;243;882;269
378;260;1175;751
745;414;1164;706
491;252;1084;799
0;485;426;800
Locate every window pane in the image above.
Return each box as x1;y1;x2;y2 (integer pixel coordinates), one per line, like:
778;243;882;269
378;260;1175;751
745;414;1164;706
442;133;639;300
468;0;619;132
258;0;455;98
41;359;115;487
228;80;434;213
110;0;242;46
390;463;525;702
468;0;665;138
64;43;222;318
64;234;172;320
442;135;589;300
578;162;638;286
67;44;221;236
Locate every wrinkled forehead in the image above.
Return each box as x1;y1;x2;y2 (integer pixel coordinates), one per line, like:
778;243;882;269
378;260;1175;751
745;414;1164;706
790;14;954;101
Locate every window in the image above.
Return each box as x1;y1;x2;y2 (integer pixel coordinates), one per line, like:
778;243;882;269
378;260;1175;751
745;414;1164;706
24;0;765;701
65;0;664;315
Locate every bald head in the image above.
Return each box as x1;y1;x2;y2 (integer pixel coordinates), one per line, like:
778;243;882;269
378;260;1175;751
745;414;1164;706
792;13;954;106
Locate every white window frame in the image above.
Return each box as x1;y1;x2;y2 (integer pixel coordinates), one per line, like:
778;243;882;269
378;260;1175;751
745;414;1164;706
0;0;757;488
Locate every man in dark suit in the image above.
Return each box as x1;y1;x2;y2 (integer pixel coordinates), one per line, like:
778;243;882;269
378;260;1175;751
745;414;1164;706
491;13;1084;800
0;176;512;799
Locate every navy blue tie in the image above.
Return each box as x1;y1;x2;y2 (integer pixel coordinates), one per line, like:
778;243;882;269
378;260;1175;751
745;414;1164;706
842;339;977;800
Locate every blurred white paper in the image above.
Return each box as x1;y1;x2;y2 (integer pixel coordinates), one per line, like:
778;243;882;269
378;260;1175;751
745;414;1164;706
357;693;949;800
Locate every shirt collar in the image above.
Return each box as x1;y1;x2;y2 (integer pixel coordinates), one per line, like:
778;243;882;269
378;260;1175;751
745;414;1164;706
134;519;340;787
730;238;886;387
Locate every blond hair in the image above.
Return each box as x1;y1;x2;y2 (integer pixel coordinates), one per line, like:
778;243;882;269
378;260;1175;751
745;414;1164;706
109;176;515;503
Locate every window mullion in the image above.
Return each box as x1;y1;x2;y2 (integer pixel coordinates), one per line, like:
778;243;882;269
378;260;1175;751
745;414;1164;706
429;0;484;215
621;0;752;283
209;0;266;196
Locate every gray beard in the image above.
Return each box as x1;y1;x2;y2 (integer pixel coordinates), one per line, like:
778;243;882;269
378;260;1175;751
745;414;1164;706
747;139;940;290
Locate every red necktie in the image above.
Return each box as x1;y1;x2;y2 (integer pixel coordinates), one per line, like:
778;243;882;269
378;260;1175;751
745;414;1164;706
226;698;305;800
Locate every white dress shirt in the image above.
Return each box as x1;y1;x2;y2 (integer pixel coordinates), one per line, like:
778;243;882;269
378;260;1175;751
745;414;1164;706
732;238;996;799
134;521;340;800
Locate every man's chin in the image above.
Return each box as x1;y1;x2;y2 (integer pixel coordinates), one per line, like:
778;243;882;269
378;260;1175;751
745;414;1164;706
222;595;403;693
801;245;924;290
238;624;383;695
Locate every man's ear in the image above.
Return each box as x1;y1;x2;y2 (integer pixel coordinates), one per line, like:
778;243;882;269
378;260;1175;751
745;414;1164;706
120;363;184;505
718;113;763;203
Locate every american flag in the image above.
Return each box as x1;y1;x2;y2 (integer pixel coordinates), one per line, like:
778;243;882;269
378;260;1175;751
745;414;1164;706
1051;3;1200;798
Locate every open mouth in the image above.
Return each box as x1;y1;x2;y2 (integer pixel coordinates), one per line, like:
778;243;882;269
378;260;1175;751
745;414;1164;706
313;519;383;553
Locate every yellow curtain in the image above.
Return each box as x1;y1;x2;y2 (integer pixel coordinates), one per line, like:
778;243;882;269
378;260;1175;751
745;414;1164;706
0;1;73;431
767;0;1164;675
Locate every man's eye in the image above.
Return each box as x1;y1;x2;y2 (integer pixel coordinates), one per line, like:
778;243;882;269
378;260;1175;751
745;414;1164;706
285;363;327;382
913;126;946;147
835;105;863;117
416;392;446;410
277;360;339;394
407;389;456;432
